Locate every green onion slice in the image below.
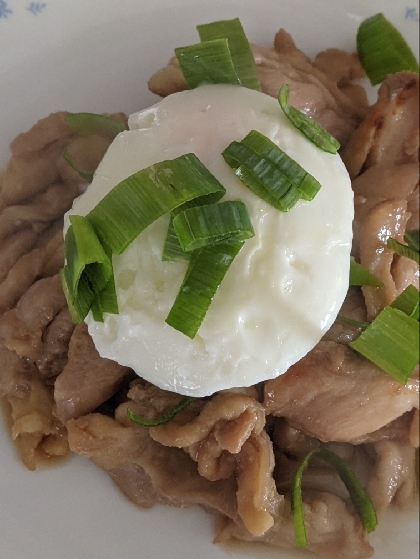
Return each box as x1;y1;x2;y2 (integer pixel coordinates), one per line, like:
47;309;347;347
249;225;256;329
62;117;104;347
222;130;321;211
127;396;197;427
349;258;384;287
336;314;370;330
291;448;377;548
175;39;242;89
196;18;260;91
61;215;116;323
162;191;226;262
63;150;94;183
405;230;419;253
66;113;128;139
390;285;419;321
87;154;226;255
166;239;244;338
350;306;419;384
278;84;340;153
386;237;420;265
357;13;420;85
173;200;254;252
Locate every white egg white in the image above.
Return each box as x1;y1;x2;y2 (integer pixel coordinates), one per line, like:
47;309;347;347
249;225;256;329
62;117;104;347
67;84;353;396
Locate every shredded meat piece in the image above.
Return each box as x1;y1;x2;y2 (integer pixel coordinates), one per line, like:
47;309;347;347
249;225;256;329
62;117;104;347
217;491;373;559
0;138;70;209
264;341;419;443
0;347;68;470
366;440;417;515
10;112;71;156
36;308;75;380
67;412;239;518
149;29;368;146
0;228;38;284
0;275;67;361
323;288;367;344
342;72;419;179
54;323;130;422
0;227;64;314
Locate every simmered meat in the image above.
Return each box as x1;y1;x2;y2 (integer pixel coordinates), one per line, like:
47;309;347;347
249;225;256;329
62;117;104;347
342;72;419;179
0;275;67;361
36;308;75;380
9;111;71;156
54;323;130;422
217;491;373;559
264;341;419;443
0;347;68;470
67;412;240;518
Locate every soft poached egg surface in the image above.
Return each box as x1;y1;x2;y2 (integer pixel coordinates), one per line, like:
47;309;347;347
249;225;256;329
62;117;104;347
68;84;353;396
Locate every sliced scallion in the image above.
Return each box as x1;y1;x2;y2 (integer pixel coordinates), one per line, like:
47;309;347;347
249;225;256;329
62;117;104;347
222;130;321;211
386;236;420;265
405;230;419;253
197;18;260;91
349;258;384;287
291;448;377;548
166;239;244;338
63;150;94;183
66;113;128;139
350;306;419;384
357;13;420;85
336;314;370;330
390;285;419;321
87;154;226;254
175;39;241;89
278;84;340;153
127;396;196;427
61;215;115;323
172;200;254;252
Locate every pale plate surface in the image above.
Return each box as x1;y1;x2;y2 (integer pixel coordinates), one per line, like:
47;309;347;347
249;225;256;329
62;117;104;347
0;1;418;558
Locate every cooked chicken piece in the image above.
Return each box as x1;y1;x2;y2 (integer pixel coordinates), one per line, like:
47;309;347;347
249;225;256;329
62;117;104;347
54;323;130;422
9;111;71;156
0;275;67;361
217;490;373;559
0;347;68;470
36;308;75;380
342;72;419;179
264;341;419;443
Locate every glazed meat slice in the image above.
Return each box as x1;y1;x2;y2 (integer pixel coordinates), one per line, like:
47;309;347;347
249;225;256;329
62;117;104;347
54;323;130;422
0;274;67;361
0;347;68;470
342;72;419;179
149;29;368;145
217;490;373;559
67;412;239;519
264;341;419;443
0;226;64;314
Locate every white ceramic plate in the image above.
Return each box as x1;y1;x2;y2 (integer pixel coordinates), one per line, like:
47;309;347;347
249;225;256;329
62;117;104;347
0;1;418;558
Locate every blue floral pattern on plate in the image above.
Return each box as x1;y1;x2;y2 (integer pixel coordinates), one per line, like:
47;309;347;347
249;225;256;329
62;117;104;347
0;0;47;19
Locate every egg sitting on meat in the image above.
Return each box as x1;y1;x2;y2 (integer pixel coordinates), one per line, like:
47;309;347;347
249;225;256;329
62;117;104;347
66;84;353;396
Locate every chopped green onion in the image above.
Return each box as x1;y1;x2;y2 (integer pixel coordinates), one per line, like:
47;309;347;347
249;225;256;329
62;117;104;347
175;39;241;89
87;154;226;255
63;150;94;183
357;13;420;85
278;84;340;153
349;258;384;287
222;130;321;211
172;200;254;252
350;306;419;384
61;215;116;323
127;396;196;427
405;230;420;253
166;239;244;338
386;237;420;265
336;314;370;330
390;285;419;321
292;448;377;548
66;113;128;139
162;191;226;261
197;18;260;91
